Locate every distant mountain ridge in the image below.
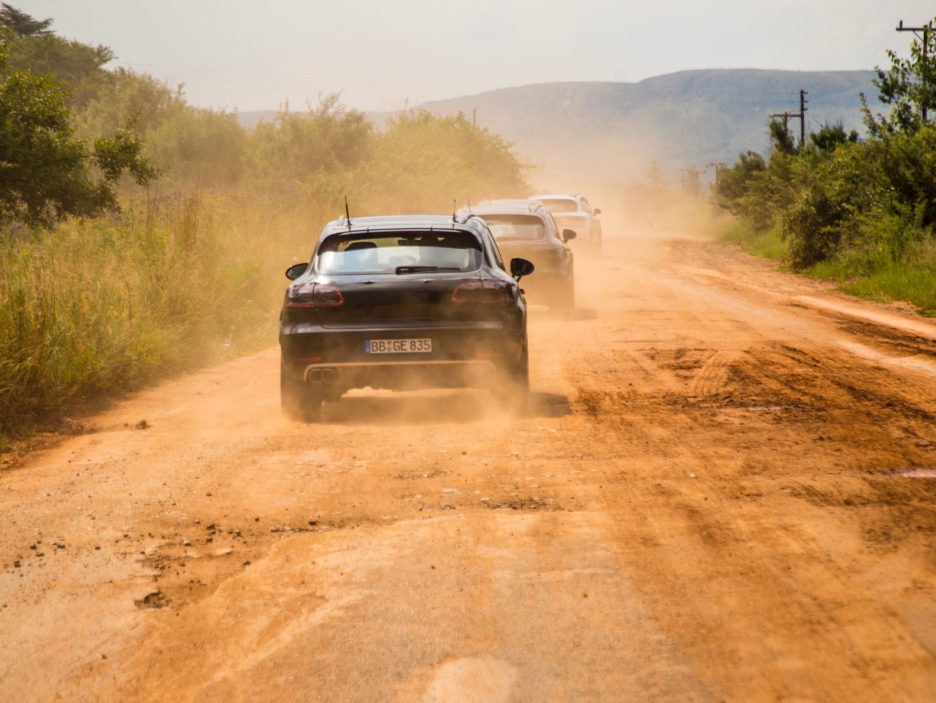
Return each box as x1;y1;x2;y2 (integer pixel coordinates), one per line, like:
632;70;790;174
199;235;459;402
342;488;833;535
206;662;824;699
420;69;880;184
236;69;882;185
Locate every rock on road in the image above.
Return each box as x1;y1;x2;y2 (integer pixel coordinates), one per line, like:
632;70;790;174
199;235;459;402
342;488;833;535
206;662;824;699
2;220;936;702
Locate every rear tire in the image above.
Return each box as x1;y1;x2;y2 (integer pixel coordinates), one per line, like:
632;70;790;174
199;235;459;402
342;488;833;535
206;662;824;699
492;338;529;413
551;274;575;318
513;337;530;391
281;358;323;422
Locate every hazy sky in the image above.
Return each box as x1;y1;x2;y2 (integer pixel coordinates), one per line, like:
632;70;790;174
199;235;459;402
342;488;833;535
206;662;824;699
20;0;936;112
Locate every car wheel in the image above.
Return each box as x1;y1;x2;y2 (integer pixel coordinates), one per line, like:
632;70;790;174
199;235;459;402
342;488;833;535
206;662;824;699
492;337;529;412
281;357;323;422
591;224;602;253
514;337;530;390
551;275;575;318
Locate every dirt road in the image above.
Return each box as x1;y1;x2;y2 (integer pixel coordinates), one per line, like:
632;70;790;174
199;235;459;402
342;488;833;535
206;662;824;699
2;220;936;702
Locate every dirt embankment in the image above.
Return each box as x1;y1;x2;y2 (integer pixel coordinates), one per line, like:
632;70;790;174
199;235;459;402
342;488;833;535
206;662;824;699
2;218;935;702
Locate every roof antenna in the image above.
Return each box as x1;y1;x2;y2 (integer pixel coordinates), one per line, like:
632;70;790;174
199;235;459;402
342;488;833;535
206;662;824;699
344;196;352;230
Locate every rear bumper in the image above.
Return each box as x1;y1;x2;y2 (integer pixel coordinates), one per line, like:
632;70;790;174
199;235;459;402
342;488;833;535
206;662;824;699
280;321;523;392
298;358;499;391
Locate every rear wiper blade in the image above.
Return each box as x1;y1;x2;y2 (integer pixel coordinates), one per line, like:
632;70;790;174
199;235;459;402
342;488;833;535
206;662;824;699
395;266;459;274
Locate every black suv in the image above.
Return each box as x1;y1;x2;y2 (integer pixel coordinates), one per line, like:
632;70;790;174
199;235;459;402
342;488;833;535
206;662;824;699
279;214;534;420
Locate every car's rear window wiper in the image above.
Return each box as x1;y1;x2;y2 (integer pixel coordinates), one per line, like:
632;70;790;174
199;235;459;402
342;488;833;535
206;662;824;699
395;266;460;274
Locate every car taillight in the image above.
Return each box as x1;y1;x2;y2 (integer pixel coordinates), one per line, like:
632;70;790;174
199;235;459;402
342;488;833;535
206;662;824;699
313;285;343;306
452;280;512;304
286;283;343;308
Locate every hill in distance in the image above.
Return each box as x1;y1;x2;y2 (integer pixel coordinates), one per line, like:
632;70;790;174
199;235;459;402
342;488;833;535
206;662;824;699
421;69;881;186
237;69;883;187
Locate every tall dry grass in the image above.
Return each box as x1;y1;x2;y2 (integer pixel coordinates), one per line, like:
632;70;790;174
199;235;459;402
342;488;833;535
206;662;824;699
0;194;324;446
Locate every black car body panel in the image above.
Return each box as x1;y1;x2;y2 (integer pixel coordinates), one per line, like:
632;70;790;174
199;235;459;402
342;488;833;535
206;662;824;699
279;215;530;407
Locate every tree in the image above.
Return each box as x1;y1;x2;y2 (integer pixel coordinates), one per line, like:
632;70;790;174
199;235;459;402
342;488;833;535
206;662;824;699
711;150;766;212
246;94;373;199
0;4;52;37
363;109;527;213
79;69;247;189
0;52;155;228
768;117;797;155
807;123;859;153
863;17;936;136
1;5;114;109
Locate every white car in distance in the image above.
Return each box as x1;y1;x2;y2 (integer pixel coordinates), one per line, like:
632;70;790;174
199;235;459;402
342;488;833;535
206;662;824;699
531;194;602;251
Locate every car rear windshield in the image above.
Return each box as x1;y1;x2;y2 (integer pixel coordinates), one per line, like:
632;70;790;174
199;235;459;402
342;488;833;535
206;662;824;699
538;199;577;213
481;214;546;240
315;230;483;275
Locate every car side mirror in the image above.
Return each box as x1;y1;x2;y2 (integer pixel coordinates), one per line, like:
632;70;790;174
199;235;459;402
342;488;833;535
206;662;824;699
285;263;308;280
562;229;577;243
594;208;602;215
510;257;535;281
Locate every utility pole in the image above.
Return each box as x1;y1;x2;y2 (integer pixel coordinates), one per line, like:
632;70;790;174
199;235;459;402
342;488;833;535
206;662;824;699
896;19;933;122
799;89;808;147
770;89;807;149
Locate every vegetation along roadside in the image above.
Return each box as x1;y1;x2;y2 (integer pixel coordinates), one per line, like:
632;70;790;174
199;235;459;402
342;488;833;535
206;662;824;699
711;19;936;317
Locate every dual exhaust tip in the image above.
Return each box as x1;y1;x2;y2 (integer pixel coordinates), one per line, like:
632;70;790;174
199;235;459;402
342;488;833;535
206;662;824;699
306;367;338;384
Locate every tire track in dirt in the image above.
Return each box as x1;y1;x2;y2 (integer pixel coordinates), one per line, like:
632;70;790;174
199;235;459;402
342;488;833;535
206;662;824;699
565;333;936;699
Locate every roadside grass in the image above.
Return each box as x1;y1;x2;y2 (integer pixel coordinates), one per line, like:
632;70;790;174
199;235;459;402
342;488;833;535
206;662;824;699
809;257;936;317
720;222;788;260
0;195;322;449
719;219;936;317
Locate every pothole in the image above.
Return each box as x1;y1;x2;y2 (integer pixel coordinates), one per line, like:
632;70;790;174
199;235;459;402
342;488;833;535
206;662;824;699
135;590;168;609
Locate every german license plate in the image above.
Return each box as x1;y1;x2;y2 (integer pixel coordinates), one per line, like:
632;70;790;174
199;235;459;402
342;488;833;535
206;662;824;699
365;338;432;354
